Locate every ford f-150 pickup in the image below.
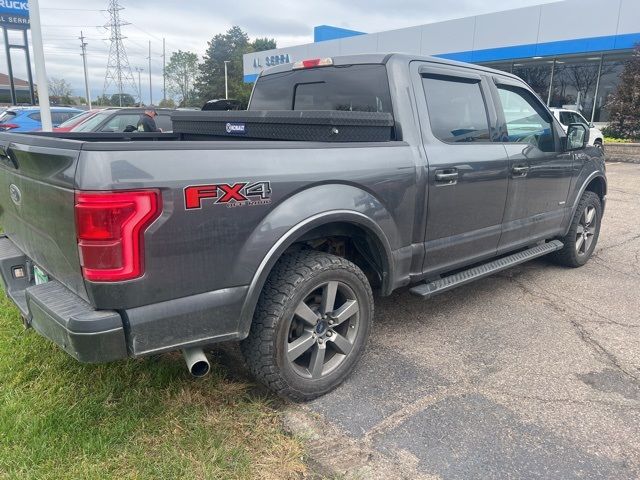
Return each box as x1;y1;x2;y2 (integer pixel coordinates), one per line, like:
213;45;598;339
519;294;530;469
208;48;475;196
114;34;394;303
0;54;606;400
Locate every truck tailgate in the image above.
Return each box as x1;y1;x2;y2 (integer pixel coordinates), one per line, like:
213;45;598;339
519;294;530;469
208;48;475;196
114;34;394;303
0;134;87;300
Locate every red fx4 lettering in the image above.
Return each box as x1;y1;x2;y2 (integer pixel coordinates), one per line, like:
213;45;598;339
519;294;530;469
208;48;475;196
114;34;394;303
184;181;272;209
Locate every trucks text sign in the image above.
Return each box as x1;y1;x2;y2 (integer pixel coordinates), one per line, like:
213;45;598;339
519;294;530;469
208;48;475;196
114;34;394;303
0;0;29;29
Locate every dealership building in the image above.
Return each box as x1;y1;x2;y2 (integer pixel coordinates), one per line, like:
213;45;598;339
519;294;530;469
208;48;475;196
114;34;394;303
243;0;640;124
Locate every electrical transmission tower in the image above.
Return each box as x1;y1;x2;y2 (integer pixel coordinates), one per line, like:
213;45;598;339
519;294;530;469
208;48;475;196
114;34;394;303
102;0;138;106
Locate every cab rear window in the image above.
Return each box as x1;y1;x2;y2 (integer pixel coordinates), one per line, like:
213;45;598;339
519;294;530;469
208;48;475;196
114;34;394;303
250;64;393;114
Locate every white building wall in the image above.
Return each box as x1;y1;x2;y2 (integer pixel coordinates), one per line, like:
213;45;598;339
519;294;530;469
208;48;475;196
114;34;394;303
244;0;640;80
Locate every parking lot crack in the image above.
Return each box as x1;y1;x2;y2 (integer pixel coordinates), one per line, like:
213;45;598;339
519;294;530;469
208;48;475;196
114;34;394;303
510;278;640;383
592;256;640;279
362;384;469;442
568;318;640;384
596;232;640;253
483;387;640;410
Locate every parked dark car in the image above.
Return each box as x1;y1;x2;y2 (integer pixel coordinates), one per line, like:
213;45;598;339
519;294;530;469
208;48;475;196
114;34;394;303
70;107;174;133
0;54;606;402
52;109;104;132
202;99;243;111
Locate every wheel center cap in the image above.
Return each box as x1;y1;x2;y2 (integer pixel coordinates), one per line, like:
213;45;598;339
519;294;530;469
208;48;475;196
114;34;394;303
315;320;328;335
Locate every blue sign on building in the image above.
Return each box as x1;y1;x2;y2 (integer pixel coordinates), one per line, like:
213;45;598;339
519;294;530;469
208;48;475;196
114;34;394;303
0;0;30;29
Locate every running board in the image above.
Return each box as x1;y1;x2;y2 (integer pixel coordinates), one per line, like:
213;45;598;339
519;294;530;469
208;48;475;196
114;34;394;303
409;240;564;299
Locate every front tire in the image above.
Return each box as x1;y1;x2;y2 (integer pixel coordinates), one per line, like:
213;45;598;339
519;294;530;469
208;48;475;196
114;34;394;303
241;250;374;401
553;191;602;268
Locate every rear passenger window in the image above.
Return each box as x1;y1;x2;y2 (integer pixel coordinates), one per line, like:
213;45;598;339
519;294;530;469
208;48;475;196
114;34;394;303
422;75;491;143
156;114;172;132
496;85;555;153
559;112;572;126
52;112;75;124
100;114;140;132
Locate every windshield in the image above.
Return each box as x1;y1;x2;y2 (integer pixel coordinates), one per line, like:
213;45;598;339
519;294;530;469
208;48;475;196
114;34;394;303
249;64;393;113
72;111;113;132
57;111;94;128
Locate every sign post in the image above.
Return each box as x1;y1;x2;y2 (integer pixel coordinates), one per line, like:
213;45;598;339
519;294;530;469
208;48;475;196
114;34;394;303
27;0;51;130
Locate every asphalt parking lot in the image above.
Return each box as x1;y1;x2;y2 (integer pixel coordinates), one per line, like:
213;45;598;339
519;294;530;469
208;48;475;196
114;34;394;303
298;162;640;479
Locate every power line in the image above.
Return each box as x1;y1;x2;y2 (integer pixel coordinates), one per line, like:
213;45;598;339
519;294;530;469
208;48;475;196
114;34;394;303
42;8;103;11
129;22;162;42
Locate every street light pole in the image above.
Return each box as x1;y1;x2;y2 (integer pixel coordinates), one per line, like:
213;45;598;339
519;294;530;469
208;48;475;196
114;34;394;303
162;37;166;102
135;67;143;106
79;31;92;109
224;60;230;100
147;40;153;106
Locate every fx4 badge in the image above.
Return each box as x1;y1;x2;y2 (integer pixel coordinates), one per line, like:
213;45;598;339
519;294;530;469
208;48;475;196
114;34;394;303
184;181;272;209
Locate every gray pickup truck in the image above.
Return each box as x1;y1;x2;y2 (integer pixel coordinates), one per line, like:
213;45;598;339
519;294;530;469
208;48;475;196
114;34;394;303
0;54;606;401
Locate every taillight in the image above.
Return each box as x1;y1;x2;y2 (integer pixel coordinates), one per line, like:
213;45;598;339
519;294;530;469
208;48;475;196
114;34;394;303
0;124;19;131
75;190;161;282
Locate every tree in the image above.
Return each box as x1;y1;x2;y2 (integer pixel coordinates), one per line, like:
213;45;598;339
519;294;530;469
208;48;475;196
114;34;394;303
165;50;199;107
196;26;252;106
48;77;72;98
158;98;176;108
604;46;640;140
251;37;277;52
48;77;74;105
110;93;136;107
94;94;113;106
195;27;277;107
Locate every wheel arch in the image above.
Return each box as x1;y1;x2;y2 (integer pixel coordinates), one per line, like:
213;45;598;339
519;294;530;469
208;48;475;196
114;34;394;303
585;175;607;202
237;211;394;338
564;172;607;236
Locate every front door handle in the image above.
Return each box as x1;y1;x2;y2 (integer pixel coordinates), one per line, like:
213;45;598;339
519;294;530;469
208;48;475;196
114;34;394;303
435;169;459;185
512;165;530;177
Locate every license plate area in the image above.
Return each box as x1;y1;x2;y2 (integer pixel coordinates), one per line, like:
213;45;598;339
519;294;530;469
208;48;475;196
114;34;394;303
33;265;49;285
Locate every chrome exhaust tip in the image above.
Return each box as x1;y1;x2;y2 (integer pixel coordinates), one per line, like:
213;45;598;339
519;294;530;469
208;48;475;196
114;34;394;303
182;347;211;378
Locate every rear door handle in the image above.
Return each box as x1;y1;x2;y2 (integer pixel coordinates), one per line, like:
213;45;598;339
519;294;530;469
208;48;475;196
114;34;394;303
512;165;530;177
435;169;459;185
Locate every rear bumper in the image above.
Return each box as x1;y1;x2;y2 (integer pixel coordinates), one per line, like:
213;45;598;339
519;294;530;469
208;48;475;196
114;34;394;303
0;235;249;363
0;235;127;363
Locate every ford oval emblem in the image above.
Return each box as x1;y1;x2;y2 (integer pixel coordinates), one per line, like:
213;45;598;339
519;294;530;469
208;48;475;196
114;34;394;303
9;184;21;206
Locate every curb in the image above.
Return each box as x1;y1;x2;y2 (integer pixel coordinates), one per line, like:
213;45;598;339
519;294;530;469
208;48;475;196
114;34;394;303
606;156;640;164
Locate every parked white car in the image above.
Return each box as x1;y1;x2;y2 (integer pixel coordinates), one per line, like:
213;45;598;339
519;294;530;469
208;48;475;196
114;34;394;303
551;108;604;150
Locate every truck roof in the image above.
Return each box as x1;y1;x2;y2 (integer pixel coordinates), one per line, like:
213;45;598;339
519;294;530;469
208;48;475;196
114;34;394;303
259;52;522;83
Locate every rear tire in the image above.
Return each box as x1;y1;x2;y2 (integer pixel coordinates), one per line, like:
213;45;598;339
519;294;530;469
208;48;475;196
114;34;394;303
553;191;602;268
241;250;374;401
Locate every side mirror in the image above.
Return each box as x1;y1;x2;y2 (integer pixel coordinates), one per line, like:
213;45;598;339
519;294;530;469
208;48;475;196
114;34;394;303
566;123;588;151
123;125;137;133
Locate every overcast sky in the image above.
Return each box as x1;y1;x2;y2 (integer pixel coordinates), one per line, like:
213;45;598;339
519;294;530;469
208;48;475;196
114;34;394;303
0;0;558;104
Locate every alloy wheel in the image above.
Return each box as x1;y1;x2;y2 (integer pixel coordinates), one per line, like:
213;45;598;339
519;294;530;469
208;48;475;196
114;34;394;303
576;205;597;256
286;281;360;380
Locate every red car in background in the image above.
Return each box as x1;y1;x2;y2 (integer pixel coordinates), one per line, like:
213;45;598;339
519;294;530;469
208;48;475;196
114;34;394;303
52;109;103;132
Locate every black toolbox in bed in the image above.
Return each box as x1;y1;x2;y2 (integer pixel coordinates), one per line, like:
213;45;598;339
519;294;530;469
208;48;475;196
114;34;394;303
171;110;395;142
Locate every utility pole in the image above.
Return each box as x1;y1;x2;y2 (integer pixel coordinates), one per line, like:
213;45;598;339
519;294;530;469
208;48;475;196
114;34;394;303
134;66;143;105
224;60;230;100
79;31;92;109
162;37;166;102
147;40;152;106
29;0;52;131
